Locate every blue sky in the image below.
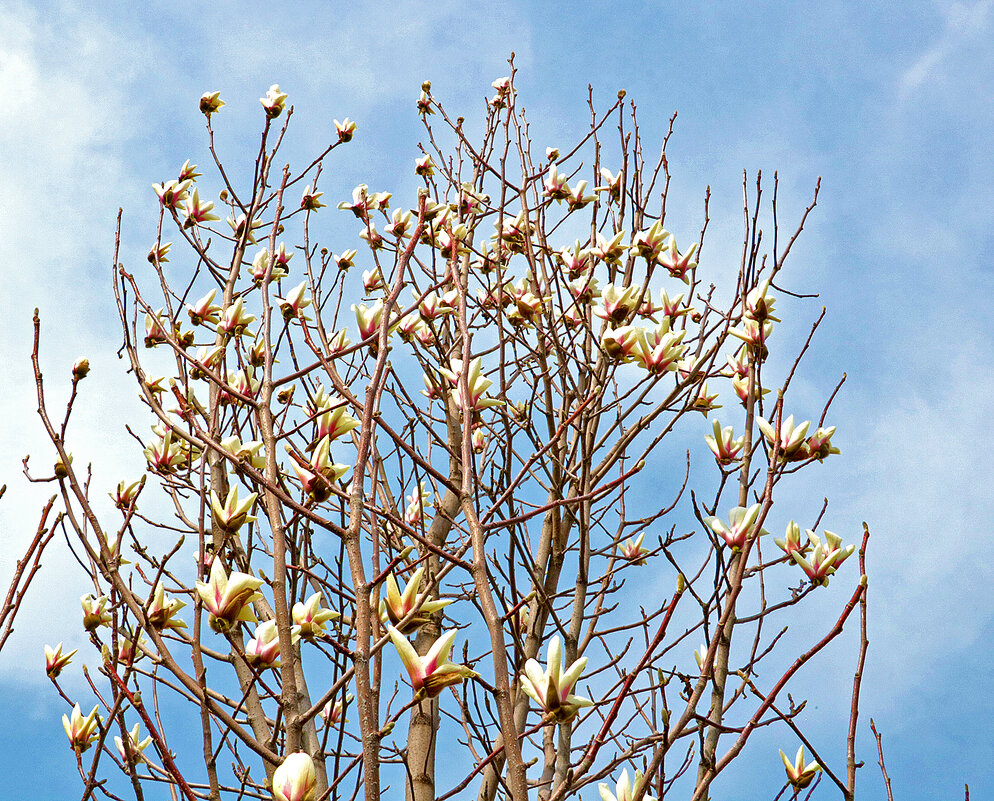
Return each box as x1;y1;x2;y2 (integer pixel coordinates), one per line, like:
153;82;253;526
0;1;991;798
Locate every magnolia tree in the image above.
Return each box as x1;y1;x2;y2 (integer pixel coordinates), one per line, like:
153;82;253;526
21;66;874;801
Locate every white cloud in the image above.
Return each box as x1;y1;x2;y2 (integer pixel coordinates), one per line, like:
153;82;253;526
900;0;994;96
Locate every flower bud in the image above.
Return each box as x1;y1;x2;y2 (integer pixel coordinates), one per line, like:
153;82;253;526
72;358;90;380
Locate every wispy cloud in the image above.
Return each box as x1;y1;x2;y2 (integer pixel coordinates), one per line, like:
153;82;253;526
900;0;994;96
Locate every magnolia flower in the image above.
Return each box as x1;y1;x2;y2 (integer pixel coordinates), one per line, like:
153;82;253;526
334;117;356;142
789;530;855;586
595;167;623;203
415;154;434;176
380;566;454;633
227;212;264;244
707;504;769;551
245;620;299;667
806;426;841;460
184;189;219;226
196;559;264;633
404;483;432;525
147;582;187;630
472;425;487;454
187;289;221;326
619;533;649;565
200;91;224;115
210;487;258;532
775;521;807;559
249;247;288;284
694;643;708;670
729;318;774;353
520;636;593;722
314;403;360;443
273;752;317;801
353;300;389;341
601;325;643;362
53;452;72;478
630;220;669;261
217;297;257;339
544;164;570;200
659;288;690;320
300;185;325;211
292;592;339;638
593;283;643;324
81;594;111;631
657;236;698;283
781;745;821;789
566;180;596;210
745;279;779;322
704;419;745;465
115;723;153;763
63;704;101;753
559;241;593;279
220;436;266;470
148;242;171;265
388;626;478;699
144;309;169;347
321;693;353;725
599;768;656;801
260;84;288;118
152;179;191;209
45;642;77;678
276;281;313;322
691;382;721;415
731;374;771;406
439;357;503;412
143;429;189;474
635;321;687;374
338;184;377;219
592;229;627;263
293;436;350;502
757;415;811;461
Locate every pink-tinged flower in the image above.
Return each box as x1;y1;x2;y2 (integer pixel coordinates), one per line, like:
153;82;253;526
115;723;153;763
293;592;339;638
599;768;656;801
731;374;770;406
520;636;593;722
398;312;426;343
591;230;627;264
489;76;514;109
358;222;384;250
217;297;257;339
745;279;779;322
404;482;432;526
546;146;560;161
219;369;260;406
292;436;350;502
245;620;296;667
415;154;434;177
380;566;454;634
334;249;357;272
619;533;649;565
438;357;504;412
143;430;189;474
385;208;414;239
144;375;168;397
338;184;377;219
774;521;808;559
144;309;169;348
276;280;313;322
227;212;264;244
314;403;360;444
179;161;201;182
321;693;352;725
558;241;593;279
780;746;820;789
196;558;263;633
806;426;840;460
568;275;600;306
273;752;317;801
200;91;224;115
183;189;219;226
45;642;77;678
704;419;745;465
103;630;145;666
593;283;643;324
707;504;769;551
81;594;111;631
72;358;90;380
300;185;325;211
325;328;351;355
146;583;187;630
657;236;698;283
757;415;811;461
789;530;855;586
210;487;258;533
63;704;101;753
459;182;488;216
334;117;356;142
152;179;191;210
544;164;570;201
189;345;224;381
472;426;487;454
634;320;687;374
630;220;669;261
594;167;623;204
388;626;478;699
260;84;288;118
723;346;750;378
147;242;172;264
659;289;690;320
600;325;643;362
495;211;531;252
566;180;595;211
220;435;267;470
185;289;221;327
352;300;390;341
691;382;721;415
248;247;288;284
728;318;774;353
417;89;433;115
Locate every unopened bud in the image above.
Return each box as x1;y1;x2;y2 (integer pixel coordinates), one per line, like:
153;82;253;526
72;358;90;380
